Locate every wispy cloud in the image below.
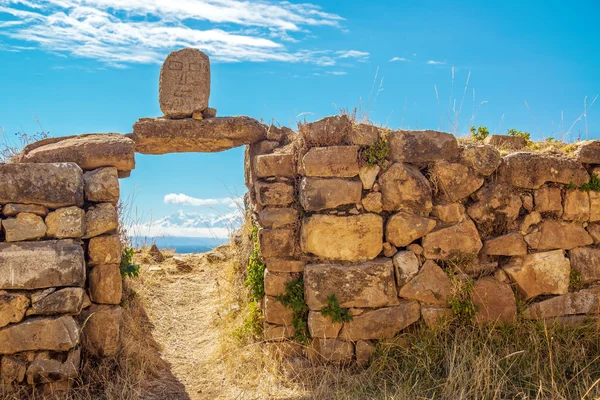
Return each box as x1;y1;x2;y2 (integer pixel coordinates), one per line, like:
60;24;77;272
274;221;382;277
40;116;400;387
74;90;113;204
0;0;367;67
327;71;348;75
164;193;239;208
427;60;447;65
390;57;410;62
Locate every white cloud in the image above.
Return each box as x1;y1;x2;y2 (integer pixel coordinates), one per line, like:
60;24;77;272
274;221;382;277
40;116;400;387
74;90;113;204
427;60;446;65
390;57;410;62
0;0;369;67
164;193;239;208
327;71;347;75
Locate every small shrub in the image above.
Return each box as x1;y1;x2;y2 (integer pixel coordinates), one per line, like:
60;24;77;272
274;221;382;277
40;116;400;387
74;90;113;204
469;125;489;141
570;269;584;291
580;173;600;192
244;227;265;302
233;300;264;343
275;278;310;344
566;182;577;190
120;247;141;278
0;124;49;163
507;128;531;142
447;272;476;323
320;294;352;323
362;134;390;168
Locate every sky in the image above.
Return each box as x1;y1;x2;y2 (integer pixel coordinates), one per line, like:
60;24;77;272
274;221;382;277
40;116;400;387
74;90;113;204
1;0;599;239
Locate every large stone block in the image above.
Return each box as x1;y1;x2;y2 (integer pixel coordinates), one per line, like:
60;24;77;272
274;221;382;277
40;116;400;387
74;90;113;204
89;264;123;305
460;144;501;176
386;211;436;247
0;240;85;290
534;186;563;214
379;163;432;213
299;177;362;211
19;135;135;176
79;304;121;357
432;161;484;202
0;316;79;354
254;153;295;178
422;220;483;260
389;130;458;163
84;203;118;238
2;213;46;242
308;311;342;338
339;302;420;341
255;181;295;207
88;234;122;266
472;277;517;324
27;287;85;316
311;338;354;364
302;146;359;177
349;124;380;146
264;270;299;297
467;183;522;234
0;163;83;208
159;48;210;119
258;208;298;229
131;117;267;154
304;258;398;310
83;167;120;203
502;250;570;299
264;296;293;326
563;189;590;221
484;134;527;150
523;287;600;319
45;206;86;239
499;152;589;189
575;140;600;164
432;203;466;224
299;115;352;147
524;220;593;250
0;291;29;328
259;228;297;258
569;247;600;284
483;233;527;256
301;214;383;262
264;259;304;273
2;204;48;217
398;260;452;305
393;251;420;286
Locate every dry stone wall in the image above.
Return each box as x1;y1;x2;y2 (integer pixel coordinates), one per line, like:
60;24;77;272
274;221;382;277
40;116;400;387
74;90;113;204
245;114;600;364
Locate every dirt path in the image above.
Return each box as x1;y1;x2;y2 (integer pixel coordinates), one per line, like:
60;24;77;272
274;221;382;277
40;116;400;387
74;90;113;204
134;250;247;400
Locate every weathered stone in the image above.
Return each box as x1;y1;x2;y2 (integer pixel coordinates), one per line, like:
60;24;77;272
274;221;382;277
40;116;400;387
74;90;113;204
244;140;280;189
264;296;293;326
534;186;563;214
523;287;600;319
502;250;570;299
264;270;298;297
26;347;79;385
304;258;398;310
79;304;121;357
265;259;304;273
148;244;164;263
259;228;296;258
173;256;193;272
299;177;362;211
380;163;432;213
19;135;135;175
202;107;217;119
389;130;458;163
302;146;359;177
484;134;527;150
483;233;527;256
462;256;499;276
2;204;48;217
382;242;397;257
460;144;502;176
355;340;375;366
349;124;379;146
263;323;294;341
0;316;79;354
499;152;589;189
524;220;593;250
467;183;522;234
0;292;29;328
393;251;420;286
520;211;542;234
255;181;295;207
255;153;295;178
590;192;600;222
422;220;483;260
88;234;121;266
431;203;466;224
472;277;517;324
84;203;118;238
433;161;484;202
258;208;298;229
131;117;267;154
159;48;210;118
340;302;420;341
0;240;85;290
359;165;380;190
312;339;354;364
0;163;83;209
308;311;342;338
563;190;590;221
570;247;600;284
89;264;122;305
2;213;46;242
31;288;56;304
0;355;26;384
83;167;120;203
521;193;534;212
398;261;452;305
575;140;600;164
407;243;424;255
300;115;352;147
421;306;453;328
301;214;383;262
587;223;600;244
386;211;436;247
27;287;85;316
362;192;383;213
45;207;85;239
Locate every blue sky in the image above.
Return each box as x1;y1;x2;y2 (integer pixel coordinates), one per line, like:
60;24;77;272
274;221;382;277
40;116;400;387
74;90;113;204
1;0;599;238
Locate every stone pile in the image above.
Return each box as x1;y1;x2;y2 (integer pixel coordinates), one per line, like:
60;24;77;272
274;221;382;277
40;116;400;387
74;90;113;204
0;162;123;391
245;114;600;364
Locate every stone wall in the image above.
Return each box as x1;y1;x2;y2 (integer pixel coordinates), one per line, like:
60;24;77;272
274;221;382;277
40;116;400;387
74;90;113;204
245;114;600;364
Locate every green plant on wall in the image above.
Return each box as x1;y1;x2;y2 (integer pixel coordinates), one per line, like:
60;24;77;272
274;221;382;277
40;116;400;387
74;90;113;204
244;226;265;302
362;134;390;168
469;125;489;141
276;278;310;343
507;128;531;142
447;271;476;323
580;173;600;192
120;247;140;278
321;294;352;323
570;269;584;291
